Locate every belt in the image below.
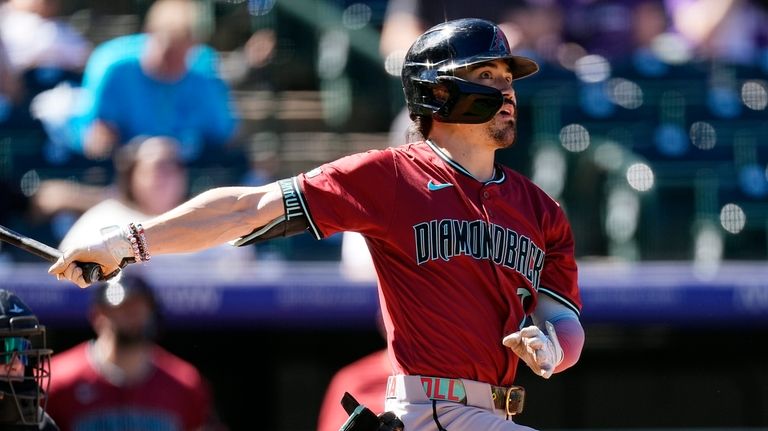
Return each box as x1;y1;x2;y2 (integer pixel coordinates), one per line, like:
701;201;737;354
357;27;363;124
388;376;525;416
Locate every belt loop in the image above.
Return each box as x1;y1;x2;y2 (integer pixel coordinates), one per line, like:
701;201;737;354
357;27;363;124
460;379;495;411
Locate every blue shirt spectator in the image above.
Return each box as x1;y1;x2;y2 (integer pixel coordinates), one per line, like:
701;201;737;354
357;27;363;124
75;55;236;161
68;0;239;162
80;33;219;94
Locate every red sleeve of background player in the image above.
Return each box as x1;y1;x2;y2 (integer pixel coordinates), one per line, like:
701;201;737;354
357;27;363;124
538;202;582;316
293;149;398;239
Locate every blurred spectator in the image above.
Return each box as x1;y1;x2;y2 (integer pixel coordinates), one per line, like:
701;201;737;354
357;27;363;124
561;0;647;61
80;33;220;93
380;0;568;66
664;0;768;65
632;1;670;51
46;272;226;431
30;179;111;222
57;135;253;266
240;142;280;187
0;0;89;130
504;1;567;66
68;0;239;161
0;0;91;74
0;36;22;117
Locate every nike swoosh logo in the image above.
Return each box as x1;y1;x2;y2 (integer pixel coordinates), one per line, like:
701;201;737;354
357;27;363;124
427;180;454;191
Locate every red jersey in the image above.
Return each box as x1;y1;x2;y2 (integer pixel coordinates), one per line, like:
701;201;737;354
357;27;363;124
293;141;581;386
47;342;213;431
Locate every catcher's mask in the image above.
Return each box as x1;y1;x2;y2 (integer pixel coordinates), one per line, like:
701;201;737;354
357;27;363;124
0;290;52;427
401;18;539;124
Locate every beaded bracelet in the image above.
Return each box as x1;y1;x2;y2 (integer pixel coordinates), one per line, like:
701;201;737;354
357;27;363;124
127;222;151;263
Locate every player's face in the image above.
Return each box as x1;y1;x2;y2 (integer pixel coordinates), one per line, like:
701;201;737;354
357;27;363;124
1;337;29;380
98;295;156;347
455;60;518;148
131;138;187;215
146;31;194;81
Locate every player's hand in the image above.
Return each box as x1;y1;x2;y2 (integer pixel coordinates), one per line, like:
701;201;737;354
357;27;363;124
502;323;563;379
48;225;132;288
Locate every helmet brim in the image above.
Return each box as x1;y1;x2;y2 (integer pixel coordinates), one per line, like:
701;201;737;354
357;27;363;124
506;56;539;80
435;55;540;81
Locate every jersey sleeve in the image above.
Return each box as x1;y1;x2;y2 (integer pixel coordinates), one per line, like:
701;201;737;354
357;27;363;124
538;203;582;316
293;149;398;239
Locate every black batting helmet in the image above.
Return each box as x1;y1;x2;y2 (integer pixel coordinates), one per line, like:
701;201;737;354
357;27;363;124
401;18;539;124
0;289;52;427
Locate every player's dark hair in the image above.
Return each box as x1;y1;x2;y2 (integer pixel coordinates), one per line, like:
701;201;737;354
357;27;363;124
408;115;432;141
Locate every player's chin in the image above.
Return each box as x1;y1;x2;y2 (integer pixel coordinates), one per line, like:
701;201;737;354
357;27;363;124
488;122;517;148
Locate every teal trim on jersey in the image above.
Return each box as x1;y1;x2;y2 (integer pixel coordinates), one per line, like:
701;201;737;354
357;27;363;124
293;176;323;240
538;287;581;316
425;140;505;184
486;170;506;184
426;139;473;177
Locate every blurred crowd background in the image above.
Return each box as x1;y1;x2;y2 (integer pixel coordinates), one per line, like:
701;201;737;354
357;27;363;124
0;0;767;430
1;0;766;266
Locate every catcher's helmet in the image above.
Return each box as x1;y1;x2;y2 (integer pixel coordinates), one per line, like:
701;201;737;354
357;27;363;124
401;18;539;124
0;290;52;427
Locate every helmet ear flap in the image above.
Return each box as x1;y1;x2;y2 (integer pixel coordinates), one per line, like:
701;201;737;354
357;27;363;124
406;76;446;118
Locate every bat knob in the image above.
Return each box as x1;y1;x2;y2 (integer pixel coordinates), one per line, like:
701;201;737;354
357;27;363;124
79;262;104;284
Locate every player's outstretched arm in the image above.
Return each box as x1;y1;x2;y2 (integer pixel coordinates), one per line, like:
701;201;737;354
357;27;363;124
144;183;284;253
49;182;284;288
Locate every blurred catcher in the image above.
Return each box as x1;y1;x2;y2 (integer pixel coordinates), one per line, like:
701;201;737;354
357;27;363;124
0;289;59;430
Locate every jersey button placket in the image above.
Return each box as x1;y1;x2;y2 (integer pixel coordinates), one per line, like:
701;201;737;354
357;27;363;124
481;189;493;217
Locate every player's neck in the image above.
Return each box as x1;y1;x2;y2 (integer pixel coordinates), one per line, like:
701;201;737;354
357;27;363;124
428;130;497;182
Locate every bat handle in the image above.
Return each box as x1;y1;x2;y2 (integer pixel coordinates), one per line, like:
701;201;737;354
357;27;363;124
78;261;124;284
77;262;103;284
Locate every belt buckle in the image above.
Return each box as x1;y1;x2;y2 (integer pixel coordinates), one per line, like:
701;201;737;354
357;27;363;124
505;386;525;416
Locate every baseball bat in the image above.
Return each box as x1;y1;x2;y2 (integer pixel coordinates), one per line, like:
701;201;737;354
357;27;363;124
0;224;104;283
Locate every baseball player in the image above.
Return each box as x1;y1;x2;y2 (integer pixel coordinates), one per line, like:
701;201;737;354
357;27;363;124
50;18;584;431
0;289;59;430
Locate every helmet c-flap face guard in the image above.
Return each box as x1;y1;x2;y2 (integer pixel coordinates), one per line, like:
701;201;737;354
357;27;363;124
401;18;539;124
412;75;506;124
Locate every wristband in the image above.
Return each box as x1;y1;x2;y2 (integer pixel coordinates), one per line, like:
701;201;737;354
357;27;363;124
127;222;151;263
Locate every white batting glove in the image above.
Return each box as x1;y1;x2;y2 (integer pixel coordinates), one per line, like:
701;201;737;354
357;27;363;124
502;321;563;379
48;225;133;288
